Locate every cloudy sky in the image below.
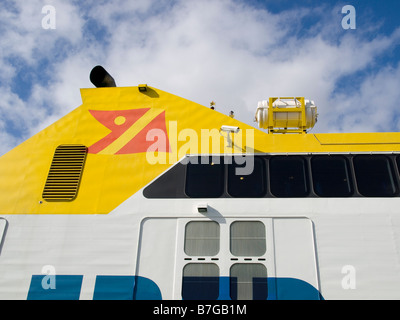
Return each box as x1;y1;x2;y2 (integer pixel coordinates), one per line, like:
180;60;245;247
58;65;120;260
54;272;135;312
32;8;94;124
1;0;400;155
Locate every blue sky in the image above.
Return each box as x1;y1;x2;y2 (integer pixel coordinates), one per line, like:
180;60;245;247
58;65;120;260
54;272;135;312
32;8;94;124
0;0;400;155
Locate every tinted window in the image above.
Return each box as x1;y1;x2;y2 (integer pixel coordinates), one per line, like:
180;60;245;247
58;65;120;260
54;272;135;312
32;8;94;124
269;156;309;197
185;156;223;197
143;163;187;198
228;157;266;197
230;263;268;300
311;156;353;197
230;221;266;256
353;155;398;197
182;263;219;300
184;221;220;256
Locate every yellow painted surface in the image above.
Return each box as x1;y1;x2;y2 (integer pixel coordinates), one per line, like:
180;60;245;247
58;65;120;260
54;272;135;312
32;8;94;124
0;86;400;214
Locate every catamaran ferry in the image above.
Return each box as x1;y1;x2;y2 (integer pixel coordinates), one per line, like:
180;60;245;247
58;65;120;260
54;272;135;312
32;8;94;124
0;66;399;300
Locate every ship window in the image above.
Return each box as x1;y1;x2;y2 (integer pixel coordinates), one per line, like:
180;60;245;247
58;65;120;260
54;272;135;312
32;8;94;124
185;156;224;198
184;221;220;256
230;263;268;300
269;156;309;197
182;263;219;300
311;156;353;197
227;157;266;197
230;221;266;256
353;155;398;197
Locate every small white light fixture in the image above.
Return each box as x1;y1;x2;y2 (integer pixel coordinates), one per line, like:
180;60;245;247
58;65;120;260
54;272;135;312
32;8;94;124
220;125;240;148
197;203;208;214
220;125;240;133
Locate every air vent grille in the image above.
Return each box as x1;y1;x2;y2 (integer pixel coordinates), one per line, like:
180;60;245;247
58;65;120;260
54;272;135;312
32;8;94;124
42;145;88;201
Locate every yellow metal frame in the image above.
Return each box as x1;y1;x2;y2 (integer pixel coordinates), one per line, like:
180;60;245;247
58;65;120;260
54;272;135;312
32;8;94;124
268;97;306;134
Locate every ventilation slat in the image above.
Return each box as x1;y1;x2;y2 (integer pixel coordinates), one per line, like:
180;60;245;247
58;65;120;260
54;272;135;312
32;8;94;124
42;144;87;202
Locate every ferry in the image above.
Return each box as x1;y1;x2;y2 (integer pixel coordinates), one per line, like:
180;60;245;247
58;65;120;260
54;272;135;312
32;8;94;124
0;65;399;300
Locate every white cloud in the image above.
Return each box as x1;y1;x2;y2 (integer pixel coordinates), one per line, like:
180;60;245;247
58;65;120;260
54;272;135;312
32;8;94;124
0;86;47;152
0;1;84;65
324;62;400;133
98;1;400;131
1;0;400;155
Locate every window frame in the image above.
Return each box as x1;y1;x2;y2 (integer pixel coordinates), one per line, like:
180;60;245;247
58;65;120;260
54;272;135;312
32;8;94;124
146;153;400;199
184;156;224;198
353;154;399;197
227;156;267;198
269;155;310;198
184;221;220;256
311;155;354;197
230;221;266;257
177;218;274;300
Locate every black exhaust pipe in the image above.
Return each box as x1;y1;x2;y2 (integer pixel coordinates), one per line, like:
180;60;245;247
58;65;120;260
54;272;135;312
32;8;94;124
90;65;116;87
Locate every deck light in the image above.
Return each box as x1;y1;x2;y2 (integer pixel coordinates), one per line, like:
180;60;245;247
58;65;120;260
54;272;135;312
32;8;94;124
197;204;208;214
138;84;148;92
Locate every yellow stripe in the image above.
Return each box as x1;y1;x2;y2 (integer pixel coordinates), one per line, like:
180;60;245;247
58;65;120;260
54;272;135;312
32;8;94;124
98;108;164;155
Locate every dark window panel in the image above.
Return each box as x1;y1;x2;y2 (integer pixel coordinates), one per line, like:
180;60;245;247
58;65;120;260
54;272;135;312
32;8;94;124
185;156;224;198
311;156;353;197
269;156;309;197
143;163;187;198
353;155;398;197
227;157;266;198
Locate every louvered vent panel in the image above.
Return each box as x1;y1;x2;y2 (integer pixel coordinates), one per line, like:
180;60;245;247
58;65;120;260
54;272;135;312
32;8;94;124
42;145;88;201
